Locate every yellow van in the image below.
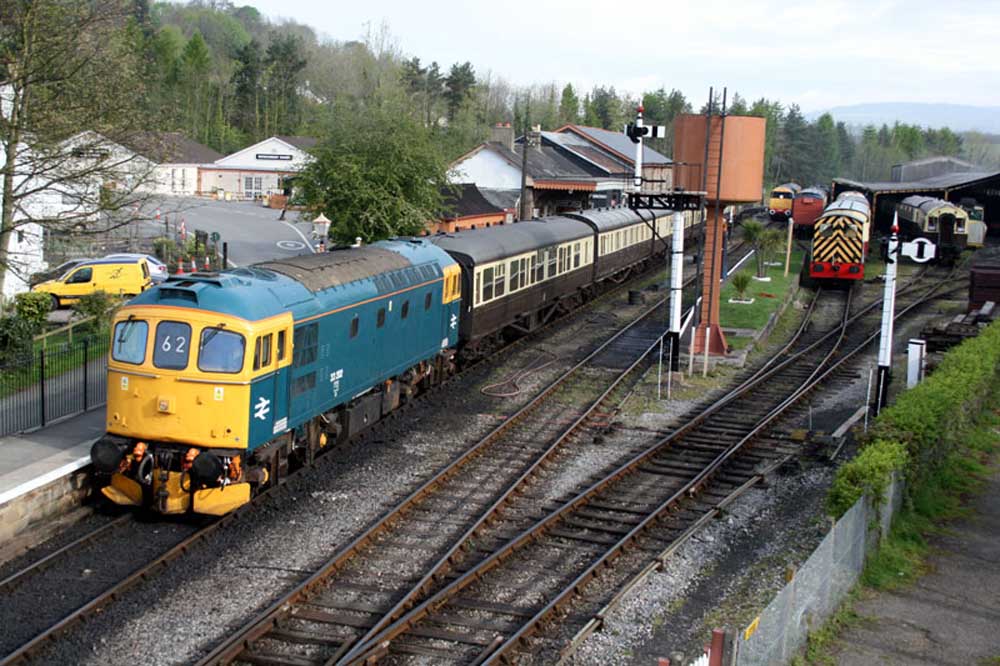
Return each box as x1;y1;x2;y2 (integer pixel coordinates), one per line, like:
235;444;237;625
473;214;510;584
33;257;152;308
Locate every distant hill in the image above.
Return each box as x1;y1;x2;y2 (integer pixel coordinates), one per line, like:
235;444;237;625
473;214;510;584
807;103;1000;134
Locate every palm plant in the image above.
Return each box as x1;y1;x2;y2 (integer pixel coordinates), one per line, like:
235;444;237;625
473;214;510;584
760;229;787;271
740;220;767;278
731;271;752;301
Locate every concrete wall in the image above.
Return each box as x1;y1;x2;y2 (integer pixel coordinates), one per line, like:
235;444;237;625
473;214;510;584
0;467;91;552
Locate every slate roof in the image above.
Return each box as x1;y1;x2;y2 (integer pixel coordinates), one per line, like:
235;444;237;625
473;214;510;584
480;188;520;211
120;131;223;164
441;183;504;219
276;135;319;151
541;131;628;174
556;125;671;165
510;140;608;180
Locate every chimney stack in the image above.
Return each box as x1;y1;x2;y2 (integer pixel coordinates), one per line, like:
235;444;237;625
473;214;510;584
529;124;543;152
490;122;515;153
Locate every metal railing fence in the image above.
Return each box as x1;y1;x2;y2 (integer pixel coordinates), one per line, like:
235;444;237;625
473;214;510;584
0;337;108;437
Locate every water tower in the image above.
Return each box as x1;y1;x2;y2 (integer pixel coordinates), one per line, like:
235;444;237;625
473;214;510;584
674;94;765;355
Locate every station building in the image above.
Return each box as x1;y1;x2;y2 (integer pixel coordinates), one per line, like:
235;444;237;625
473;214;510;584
196;136;317;200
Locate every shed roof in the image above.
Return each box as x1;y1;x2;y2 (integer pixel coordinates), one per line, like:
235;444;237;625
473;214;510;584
834;171;1000;195
431;218;590;265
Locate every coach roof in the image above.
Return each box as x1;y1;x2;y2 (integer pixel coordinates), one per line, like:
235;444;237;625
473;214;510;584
563;208;665;233
430;218;591;265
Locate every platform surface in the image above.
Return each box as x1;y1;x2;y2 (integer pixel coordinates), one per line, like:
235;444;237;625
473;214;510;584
0;409;104;505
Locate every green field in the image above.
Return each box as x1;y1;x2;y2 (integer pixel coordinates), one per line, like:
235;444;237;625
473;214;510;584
720;248;804;332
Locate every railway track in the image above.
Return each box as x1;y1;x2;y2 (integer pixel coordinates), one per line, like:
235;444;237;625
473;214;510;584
1;241;742;666
192;264;941;664
314;272;961;665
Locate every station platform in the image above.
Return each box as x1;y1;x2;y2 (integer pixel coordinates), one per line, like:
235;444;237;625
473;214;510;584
0;409;104;550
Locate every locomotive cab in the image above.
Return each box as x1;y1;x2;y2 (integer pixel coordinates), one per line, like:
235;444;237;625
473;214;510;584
97;301;294;515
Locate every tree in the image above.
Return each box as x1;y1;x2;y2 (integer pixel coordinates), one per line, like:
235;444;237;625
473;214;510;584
558;83;580;125
813;113;840;185
298;104;449;243
587;86;623;129
263;34;307;136
231;39;263;139
781;104;812;184
741;220;782;279
0;0;158;296
444;61;475;122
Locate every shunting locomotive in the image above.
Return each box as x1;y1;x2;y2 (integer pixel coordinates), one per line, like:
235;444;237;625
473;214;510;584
804;190;871;284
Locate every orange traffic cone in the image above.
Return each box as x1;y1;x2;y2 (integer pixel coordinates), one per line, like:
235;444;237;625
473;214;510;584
190;258;197;273
176;258;185;275
204;256;211;271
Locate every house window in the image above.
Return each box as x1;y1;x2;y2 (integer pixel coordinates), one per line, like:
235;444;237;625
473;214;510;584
16;231;24;244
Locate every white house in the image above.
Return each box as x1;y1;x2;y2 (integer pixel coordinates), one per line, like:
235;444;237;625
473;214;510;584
124;132;222;197
198;136;317;199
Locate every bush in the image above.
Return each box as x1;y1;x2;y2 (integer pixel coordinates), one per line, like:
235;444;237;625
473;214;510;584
73;291;120;332
0;315;34;365
14;291;52;333
152;237;177;262
828;319;1000;518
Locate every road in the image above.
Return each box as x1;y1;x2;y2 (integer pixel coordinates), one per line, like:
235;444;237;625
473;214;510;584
144;197;317;266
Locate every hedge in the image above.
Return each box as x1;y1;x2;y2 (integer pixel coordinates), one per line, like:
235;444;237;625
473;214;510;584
828;319;1000;517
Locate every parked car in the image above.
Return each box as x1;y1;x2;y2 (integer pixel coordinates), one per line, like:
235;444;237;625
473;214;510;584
29;258;93;287
32;257;152;308
104;253;169;282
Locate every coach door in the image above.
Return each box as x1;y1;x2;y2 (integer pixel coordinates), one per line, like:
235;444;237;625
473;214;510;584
938;213;956;246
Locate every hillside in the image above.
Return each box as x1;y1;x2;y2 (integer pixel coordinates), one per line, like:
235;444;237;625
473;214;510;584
809;103;1000;133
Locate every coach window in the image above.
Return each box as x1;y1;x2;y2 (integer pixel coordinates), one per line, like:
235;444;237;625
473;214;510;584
350;315;359;339
509;259;520;292
494;263;506;297
573;242;581;268
377;308;386;328
153;321;191;370
547;248;557;278
253;333;273;371
482;267;494;301
532;253;541;283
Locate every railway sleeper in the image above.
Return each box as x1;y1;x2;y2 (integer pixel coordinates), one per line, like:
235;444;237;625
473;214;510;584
239;649;321;666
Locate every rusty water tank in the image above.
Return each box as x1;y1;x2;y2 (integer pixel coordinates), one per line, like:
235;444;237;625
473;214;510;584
672;114;766;203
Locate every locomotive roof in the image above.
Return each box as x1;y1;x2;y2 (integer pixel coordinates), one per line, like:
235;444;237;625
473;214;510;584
126;239;453;322
821;191;870;219
797;188;827;199
563;207;667;233
430;218;591;265
898;195;967;215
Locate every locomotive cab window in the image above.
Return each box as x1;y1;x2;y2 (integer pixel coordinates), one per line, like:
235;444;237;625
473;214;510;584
198;328;245;374
253;333;273;371
277;330;286;361
425;292;433;310
153;321;191;370
112;319;148;365
377;308;386;328
349;316;359;339
401;300;410;319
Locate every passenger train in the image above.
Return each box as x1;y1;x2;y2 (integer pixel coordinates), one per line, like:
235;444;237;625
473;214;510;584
91;208;702;515
802;191;871;286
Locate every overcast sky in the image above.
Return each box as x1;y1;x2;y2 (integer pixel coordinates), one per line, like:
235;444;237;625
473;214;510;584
245;0;999;112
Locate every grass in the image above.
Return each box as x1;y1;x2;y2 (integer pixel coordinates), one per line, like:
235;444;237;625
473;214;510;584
719;249;803;331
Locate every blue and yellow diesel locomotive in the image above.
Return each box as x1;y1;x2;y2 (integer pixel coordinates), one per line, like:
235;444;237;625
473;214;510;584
92;207;701;515
92;239;461;515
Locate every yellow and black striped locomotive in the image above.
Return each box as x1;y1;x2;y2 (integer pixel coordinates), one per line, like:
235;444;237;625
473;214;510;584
805;191;871;283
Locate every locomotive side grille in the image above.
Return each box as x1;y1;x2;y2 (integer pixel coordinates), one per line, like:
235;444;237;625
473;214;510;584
812;216;863;264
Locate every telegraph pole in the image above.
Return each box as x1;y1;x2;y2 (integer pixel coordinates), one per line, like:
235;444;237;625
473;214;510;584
875;215;900;415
